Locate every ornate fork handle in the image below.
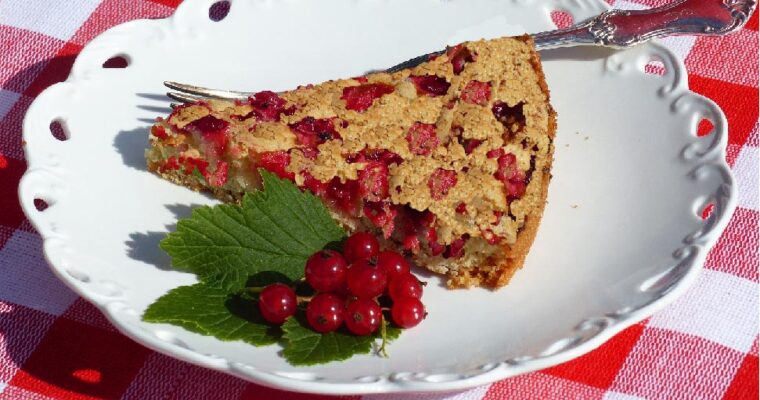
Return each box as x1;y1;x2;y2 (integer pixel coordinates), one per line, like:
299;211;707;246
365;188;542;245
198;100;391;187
533;0;757;49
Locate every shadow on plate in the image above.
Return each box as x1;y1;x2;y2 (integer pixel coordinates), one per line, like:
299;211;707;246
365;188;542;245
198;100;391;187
125;203;201;270
113;126;151;171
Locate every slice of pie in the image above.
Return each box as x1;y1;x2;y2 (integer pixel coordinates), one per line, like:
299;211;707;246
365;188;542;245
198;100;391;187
146;35;556;288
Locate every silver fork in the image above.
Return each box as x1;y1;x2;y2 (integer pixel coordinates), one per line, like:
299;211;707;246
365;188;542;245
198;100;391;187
165;0;756;105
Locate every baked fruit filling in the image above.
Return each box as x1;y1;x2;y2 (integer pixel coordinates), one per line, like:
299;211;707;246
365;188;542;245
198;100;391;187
147;35;556;288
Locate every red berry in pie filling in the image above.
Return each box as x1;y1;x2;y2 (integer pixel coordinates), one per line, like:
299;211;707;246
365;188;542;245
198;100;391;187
258;150;295;180
249;91;288;122
159;156;180;172
492;101;525;128
306;293;345;333
363;202;398;239
462;138;483;154
486;148;504;159
258;283;297;324
185;115;230;157
182;157;209;176
206;161;228;187
494;153;527;200
343;232;380;263
406;122;439;156
455;202;468;214
428;168;458;200
301;171;328;197
403;234;421;253
289;117;341;147
460;80;492;105
391;297;425;328
493;211;504;225
377;250;410;277
447;44;474;74
299;147;320;160
429;241;445;256
409;75;451;97
481;229;503;245
362;148;403;166
444;236;468;259
505;180;527;200
494;153;520;181
388;273;423;300
345;298;382;335
151;125;168;140
347;258;387;298
341;83;395;112
327;178;361;215
186;114;229;134
305;250;348;292
357;161;389;202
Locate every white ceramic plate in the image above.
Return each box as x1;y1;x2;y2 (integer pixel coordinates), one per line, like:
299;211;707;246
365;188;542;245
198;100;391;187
19;0;736;394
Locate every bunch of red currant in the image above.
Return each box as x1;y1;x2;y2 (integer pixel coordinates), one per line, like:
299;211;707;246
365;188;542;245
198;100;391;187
257;232;426;335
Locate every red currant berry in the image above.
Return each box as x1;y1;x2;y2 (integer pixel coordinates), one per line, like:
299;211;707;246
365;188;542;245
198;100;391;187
391;297;426;328
388;273;423;301
347;258;388;298
305;250;348;292
306;293;345;333
377;250;410;278
345;298;382;335
258;283;297;325
343;232;379;262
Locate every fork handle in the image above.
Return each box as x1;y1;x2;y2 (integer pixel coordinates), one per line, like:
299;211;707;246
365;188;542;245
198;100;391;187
533;0;756;49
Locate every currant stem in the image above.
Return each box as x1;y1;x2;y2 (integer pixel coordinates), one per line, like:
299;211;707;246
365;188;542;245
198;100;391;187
240;286;264;295
378;315;389;358
241;278;307;297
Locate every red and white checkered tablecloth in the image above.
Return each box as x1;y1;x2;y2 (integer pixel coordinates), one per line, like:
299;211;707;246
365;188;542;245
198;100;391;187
0;0;757;399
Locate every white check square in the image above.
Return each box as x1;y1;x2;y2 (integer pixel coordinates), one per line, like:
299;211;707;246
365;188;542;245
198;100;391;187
0;90;20;121
648;269;758;353
733;146;759;211
0;0;102;41
0;231;78;315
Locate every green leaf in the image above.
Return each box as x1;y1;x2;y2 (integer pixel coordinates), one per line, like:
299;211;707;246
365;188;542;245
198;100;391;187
143;283;280;346
159;171;346;291
281;314;402;366
192;167;205;182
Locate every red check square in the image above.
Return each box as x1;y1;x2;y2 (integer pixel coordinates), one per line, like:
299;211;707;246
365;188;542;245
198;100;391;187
147;0;183;9
688;74;759;147
722;353;759;400
543;322;645;389
9;318;151;400
0;157;27;231
60;299;116;332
